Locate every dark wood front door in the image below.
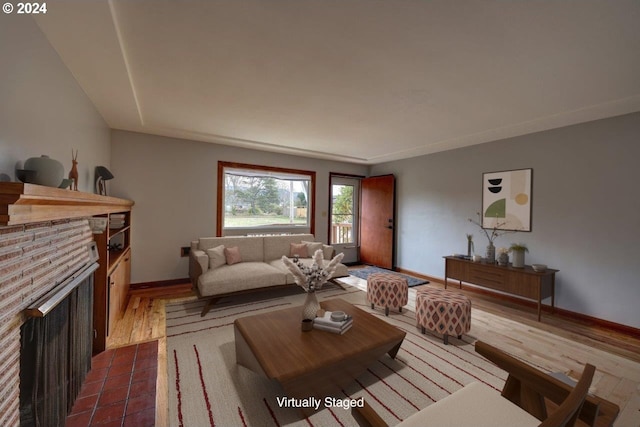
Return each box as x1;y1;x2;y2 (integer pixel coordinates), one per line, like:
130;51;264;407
359;174;395;269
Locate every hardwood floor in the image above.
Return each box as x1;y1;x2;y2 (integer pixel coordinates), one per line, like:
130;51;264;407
109;277;640;426
106;283;193;427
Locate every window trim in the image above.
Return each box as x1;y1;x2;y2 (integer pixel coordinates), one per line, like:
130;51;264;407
217;161;316;236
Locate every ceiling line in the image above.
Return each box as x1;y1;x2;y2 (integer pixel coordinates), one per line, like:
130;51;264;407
108;0;144;126
144;126;372;164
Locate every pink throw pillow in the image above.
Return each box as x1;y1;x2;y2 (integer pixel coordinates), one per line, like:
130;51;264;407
289;243;308;258
224;246;242;265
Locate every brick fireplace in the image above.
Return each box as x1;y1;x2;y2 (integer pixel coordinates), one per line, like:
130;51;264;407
0;219;93;426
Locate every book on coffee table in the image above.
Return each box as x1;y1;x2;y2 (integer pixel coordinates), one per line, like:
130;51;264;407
313;311;353;334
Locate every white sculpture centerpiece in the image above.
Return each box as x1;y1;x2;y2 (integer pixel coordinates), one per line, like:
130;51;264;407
282;249;344;320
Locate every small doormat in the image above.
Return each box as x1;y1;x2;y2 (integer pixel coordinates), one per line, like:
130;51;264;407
349;266;429;287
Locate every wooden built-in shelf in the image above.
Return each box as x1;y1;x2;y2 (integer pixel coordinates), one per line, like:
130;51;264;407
0;182;134;355
0;182;133;225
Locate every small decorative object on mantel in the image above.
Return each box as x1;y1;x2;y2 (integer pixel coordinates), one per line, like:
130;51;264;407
95;166;114;196
69;149;79;191
468;212;515;264
509;243;529;268
23;155;64;187
466;234;474;257
497;247;509;266
282;249;344;320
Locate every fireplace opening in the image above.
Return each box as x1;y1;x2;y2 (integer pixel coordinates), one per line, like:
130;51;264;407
19;261;98;427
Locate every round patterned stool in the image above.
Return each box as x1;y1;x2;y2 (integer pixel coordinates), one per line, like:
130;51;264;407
416;288;471;345
367;272;409;316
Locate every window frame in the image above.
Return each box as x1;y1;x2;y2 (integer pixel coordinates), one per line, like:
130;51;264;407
217;161;316;236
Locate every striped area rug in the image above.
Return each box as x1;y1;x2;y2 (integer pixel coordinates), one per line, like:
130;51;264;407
165;284;508;427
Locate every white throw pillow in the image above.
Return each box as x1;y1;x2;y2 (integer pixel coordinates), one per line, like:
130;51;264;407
302;241;323;258
322;245;334;260
207;245;226;270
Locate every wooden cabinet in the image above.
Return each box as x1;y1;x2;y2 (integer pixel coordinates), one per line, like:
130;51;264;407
444;256;557;321
93;211;132;353
108;250;131;334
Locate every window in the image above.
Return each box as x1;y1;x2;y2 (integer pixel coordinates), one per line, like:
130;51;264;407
217;162;315;236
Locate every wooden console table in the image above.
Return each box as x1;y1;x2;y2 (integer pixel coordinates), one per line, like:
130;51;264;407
443;256;558;321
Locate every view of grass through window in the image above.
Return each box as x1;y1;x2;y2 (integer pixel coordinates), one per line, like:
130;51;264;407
223;168;311;229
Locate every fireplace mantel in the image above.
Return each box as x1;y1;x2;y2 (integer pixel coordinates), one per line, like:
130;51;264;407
0;182;134;225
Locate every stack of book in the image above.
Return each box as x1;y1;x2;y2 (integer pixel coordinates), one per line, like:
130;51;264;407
313;311;353;334
109;214;126;229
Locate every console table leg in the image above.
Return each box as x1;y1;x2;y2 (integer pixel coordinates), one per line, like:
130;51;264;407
537;300;542;322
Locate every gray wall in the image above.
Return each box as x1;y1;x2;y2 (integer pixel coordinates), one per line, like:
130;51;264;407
0;17;110;190
110;130;368;284
371;112;640;328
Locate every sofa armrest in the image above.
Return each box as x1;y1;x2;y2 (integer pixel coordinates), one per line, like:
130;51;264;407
189;249;208;286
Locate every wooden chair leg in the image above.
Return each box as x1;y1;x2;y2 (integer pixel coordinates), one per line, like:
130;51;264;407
352;400;389;427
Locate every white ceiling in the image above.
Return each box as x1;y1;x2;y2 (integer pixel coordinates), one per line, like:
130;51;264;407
35;1;640;164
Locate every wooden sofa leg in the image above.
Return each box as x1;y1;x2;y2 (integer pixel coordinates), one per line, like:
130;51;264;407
201;297;221;317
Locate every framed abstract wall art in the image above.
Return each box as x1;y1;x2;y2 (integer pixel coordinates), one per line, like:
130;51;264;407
482;168;532;231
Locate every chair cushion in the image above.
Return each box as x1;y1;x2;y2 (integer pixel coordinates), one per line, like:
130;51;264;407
397;382;540;427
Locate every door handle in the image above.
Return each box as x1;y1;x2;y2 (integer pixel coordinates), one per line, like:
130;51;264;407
386;225;393;229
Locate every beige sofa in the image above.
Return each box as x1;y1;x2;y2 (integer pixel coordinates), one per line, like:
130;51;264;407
189;234;349;315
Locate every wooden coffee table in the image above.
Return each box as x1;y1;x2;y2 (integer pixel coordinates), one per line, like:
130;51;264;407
234;298;406;401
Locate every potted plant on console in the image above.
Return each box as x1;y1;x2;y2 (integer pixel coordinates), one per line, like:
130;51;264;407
509;243;529;268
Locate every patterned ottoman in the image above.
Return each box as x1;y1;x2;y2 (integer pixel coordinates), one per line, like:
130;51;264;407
416;288;471;345
367;272;409;316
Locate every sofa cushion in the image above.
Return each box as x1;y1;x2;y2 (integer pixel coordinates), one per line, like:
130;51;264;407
289;242;308;258
207;245;226;270
198;262;287;296
322;245;334;260
302;241;323;257
224;246;242;265
397;381;539;427
199;236;264;262
263;234;314;261
269;257;349;285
